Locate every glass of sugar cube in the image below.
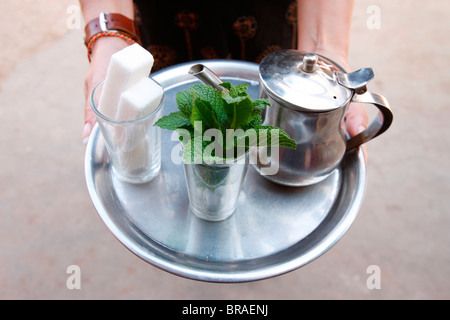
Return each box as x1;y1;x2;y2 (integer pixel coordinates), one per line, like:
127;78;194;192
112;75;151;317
89;44;164;184
90;79;164;183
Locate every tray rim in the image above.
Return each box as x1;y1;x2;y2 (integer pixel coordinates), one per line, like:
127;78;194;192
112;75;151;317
85;60;367;283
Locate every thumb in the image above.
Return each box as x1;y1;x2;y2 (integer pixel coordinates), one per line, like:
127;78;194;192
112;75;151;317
345;102;368;137
345;102;369;161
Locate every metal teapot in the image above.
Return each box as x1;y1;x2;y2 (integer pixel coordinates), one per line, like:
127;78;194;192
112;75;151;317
254;50;393;186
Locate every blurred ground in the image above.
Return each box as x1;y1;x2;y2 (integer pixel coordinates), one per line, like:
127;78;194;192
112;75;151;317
0;0;449;300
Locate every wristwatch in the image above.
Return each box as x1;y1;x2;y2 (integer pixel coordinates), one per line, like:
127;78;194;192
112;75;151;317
84;12;141;47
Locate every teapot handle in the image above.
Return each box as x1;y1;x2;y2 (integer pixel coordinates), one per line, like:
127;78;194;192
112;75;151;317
346;91;393;151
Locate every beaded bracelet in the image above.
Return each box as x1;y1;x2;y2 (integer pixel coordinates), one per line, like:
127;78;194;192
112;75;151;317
86;31;137;62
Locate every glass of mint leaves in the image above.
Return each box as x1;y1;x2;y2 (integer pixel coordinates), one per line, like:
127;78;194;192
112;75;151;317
155;82;296;221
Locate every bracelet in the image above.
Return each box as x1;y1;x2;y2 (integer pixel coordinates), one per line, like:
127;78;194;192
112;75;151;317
84;12;141;62
86;31;137;62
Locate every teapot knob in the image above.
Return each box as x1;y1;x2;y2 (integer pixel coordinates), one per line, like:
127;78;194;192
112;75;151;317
301;53;318;73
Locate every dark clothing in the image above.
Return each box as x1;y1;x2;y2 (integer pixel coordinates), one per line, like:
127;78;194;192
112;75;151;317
133;0;297;70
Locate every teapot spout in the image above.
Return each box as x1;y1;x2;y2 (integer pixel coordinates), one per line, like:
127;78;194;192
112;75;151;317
336;68;374;94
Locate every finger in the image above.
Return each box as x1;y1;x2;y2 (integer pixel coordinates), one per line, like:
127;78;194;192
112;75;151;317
345;102;369;161
83;65;105;143
82;72;97;143
81;38;132;143
345;102;368;137
82;96;97;144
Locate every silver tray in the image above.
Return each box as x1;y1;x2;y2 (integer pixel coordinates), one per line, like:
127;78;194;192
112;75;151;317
85;60;367;283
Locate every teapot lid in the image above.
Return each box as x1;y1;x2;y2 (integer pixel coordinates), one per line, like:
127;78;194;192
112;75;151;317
259;50;353;112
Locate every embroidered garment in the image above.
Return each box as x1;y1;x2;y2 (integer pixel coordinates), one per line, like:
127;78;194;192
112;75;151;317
133;0;297;71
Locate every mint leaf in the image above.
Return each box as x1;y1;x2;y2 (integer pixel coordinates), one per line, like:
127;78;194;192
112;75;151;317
154;111;191;130
219;82;236;96
176;90;194;117
190;84;222;106
176;127;195;144
190;84;227;130
221;92;253;129
252;99;271;112
234;84;249;96
225;128;258;152
241;109;263;130
257;126;297;150
191;98;218;130
183;135;204;164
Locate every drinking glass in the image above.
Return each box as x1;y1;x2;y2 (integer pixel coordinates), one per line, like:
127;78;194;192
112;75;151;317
183;150;250;221
90;80;163;183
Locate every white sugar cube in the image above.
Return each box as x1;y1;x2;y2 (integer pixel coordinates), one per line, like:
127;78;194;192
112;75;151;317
113;77;163;151
117;136;151;175
98;44;154;118
112;122;147;152
116;77;163;121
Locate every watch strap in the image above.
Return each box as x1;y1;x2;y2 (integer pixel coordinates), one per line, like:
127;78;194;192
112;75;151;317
84;13;141;47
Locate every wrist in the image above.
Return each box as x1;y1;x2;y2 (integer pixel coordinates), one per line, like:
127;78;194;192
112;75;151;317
90;36;132;61
297;41;349;69
80;0;134;23
308;47;349;72
83;12;140;62
87;31;137;62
